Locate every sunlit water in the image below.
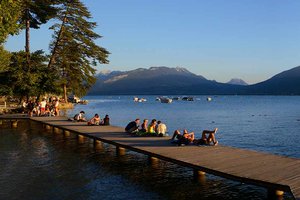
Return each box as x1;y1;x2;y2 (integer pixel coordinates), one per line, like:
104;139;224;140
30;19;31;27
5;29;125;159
0;96;299;199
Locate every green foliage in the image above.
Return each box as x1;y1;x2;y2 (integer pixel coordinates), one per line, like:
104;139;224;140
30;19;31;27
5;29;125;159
0;0;22;44
49;0;110;98
0;50;59;97
0;45;12;72
20;0;58;29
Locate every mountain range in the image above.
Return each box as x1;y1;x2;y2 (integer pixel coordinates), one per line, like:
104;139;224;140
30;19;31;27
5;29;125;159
88;66;300;95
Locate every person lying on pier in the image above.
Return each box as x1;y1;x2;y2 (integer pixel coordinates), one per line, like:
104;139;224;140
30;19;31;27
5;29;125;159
87;114;100;125
171;128;218;146
171;129;195;145
125;118;140;134
200;128;218;146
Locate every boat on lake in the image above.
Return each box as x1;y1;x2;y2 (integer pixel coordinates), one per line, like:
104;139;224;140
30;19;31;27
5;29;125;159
68;95;88;104
133;97;147;102
182;96;194;101
172;97;181;100
158;97;172;103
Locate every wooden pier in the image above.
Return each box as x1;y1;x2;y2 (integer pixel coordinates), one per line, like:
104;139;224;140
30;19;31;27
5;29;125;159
1;115;300;199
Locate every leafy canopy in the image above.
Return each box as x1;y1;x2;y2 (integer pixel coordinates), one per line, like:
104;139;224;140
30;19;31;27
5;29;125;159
0;0;22;44
49;0;109;97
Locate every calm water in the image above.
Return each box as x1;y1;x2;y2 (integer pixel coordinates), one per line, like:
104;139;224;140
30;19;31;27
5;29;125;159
69;95;300;158
0;96;299;199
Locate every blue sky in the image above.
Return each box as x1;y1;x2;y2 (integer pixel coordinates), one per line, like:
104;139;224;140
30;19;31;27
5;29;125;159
5;0;300;84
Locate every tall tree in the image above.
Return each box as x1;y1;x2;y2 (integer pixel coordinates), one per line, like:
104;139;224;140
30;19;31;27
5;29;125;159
19;0;58;67
49;0;109;102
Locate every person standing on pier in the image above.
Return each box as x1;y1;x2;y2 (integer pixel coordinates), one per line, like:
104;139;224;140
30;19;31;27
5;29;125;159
40;98;47;116
54;99;59;116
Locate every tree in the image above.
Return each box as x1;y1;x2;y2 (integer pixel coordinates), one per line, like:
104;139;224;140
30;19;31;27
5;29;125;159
0;0;22;75
49;0;109;102
0;46;11;72
0;50;59;99
19;0;58;67
0;0;22;44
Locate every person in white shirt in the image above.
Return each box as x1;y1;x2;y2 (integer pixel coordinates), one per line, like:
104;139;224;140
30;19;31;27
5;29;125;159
40;99;47;116
73;111;86;122
156;120;167;136
54;99;59;116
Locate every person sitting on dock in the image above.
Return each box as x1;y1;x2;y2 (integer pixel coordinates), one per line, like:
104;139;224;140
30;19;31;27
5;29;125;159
71;111;86;122
139;119;148;132
125;118;140;134
147;119;157;136
156;120;167;137
87;114;101;125
102;114;110;126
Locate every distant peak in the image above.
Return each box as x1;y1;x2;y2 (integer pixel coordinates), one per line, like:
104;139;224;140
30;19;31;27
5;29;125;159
227;78;248;86
99;70;111;75
175;66;189;72
149;66;161;70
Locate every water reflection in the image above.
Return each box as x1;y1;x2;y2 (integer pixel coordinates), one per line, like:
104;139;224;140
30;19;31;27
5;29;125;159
0;121;294;200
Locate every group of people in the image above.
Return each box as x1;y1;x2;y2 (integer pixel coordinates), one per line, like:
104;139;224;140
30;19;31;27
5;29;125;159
171;128;218;146
70;111;110;126
24;97;59;117
125;118;219;146
125;118;167;137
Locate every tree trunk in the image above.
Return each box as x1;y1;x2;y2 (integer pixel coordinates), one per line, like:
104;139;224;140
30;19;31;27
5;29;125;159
63;83;68;103
48;15;67;69
25;9;31;70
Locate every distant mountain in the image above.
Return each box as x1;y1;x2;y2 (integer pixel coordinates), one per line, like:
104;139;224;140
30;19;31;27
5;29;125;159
245;66;300;95
88;66;300;95
227;78;248;86
89;66;243;95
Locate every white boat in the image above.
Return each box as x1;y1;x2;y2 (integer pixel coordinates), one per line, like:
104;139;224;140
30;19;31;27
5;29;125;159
133;97;139;102
78;100;89;104
207;97;212;101
68;95;87;104
134;97;147;102
138;98;147;102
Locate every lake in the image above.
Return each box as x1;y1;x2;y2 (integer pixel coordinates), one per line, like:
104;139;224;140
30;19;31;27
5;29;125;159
0;95;299;199
68;95;300;158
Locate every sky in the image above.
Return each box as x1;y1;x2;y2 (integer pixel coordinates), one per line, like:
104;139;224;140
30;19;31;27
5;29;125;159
5;0;300;84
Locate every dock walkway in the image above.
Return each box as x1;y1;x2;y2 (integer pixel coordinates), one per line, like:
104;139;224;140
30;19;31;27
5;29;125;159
1;115;299;199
